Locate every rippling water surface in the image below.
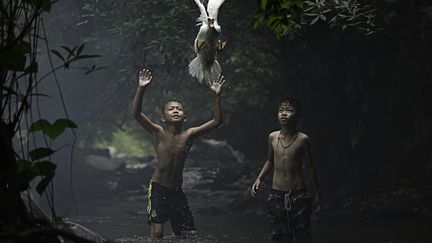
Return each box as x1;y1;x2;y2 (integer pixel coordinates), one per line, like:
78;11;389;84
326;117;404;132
69;198;432;243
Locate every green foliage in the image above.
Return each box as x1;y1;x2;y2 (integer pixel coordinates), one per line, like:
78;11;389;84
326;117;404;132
45;0;286;146
29;148;56;161
252;0;377;37
29;118;77;140
51;43;102;71
16;159;57;194
16;117;79;196
36;173;55;195
24;145;60;195
94;127;155;157
0;0;99;200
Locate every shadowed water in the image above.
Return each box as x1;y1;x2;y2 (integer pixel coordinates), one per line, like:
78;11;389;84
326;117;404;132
68;197;432;243
59;144;431;243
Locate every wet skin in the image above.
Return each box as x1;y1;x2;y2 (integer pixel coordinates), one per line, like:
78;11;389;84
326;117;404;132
272;103;307;191
132;68;226;238
270;130;308;191
151;102;193;188
251;104;321;211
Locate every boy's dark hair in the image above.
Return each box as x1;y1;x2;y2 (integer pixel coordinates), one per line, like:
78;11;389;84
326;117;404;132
161;99;183;113
279;98;302;117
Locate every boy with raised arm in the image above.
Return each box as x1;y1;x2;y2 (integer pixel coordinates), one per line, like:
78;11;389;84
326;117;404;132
251;98;321;242
132;68;226;239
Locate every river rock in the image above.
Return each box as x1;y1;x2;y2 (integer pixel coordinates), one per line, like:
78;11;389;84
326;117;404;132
189;139;245;169
84;155;125;171
58;220;112;243
21;193;112;243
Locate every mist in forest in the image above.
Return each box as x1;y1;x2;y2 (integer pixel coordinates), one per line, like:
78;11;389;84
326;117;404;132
11;0;431;242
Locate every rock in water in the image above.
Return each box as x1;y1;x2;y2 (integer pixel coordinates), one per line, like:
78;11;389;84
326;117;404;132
58;220;112;243
84;155;125;171
22;193;112;243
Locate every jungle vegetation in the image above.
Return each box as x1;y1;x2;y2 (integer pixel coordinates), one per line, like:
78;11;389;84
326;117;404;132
1;0;431;241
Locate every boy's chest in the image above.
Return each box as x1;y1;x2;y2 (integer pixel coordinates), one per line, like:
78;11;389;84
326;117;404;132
272;139;304;159
156;133;191;153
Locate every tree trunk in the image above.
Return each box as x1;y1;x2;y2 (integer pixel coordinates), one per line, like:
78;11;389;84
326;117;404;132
0;121;28;228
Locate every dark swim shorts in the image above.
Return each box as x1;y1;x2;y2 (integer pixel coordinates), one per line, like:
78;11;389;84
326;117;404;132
267;189;312;241
147;181;195;235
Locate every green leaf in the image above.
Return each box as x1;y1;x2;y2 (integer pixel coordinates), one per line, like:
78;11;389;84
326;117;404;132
51;49;65;61
75;54;101;59
261;0;268;10
16;159;39;191
83;65;106;75
84;65;96;75
16;159;32;172
34;161;57;175
252;14;265;29
329;15;338;23
77;43;85;56
48;118;77;139
36;173;55;195
310;15;321;25
280;1;292;10
54;118;78;129
61;45;76;59
320;14;327;21
268;14;283;26
29;118;76;139
17;169;39;191
29;147;55;161
28;119;51;133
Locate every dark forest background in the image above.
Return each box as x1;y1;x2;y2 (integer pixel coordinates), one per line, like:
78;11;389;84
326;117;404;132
44;0;431;211
1;0;432;242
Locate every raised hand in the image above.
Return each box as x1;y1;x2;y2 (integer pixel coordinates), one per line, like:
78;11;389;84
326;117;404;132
139;68;152;87
209;74;226;95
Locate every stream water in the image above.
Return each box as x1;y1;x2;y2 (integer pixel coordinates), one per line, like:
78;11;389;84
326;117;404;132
68;196;432;243
59;145;431;243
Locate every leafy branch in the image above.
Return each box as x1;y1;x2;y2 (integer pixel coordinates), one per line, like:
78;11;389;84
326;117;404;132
252;0;377;38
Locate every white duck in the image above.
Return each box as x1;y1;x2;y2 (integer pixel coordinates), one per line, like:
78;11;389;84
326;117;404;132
189;0;227;84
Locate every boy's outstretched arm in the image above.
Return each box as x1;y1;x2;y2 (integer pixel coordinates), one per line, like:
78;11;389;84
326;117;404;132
304;137;322;212
188;75;226;138
132;68;163;135
251;134;274;197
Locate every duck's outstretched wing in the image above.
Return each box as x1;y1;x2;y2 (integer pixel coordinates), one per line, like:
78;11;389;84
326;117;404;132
207;0;226;24
194;0;208;24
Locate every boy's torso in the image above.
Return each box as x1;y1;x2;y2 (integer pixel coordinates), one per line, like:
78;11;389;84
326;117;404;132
270;131;307;191
151;129;193;189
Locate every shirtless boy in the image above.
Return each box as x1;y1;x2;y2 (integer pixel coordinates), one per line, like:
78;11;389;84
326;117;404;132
251;98;321;242
132;68;226;239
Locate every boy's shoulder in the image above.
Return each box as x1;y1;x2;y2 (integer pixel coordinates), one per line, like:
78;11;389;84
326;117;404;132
297;131;310;140
268;130;279;140
297;131;311;147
